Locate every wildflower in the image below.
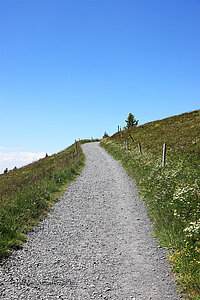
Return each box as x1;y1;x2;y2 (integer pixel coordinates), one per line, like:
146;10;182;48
183;219;200;238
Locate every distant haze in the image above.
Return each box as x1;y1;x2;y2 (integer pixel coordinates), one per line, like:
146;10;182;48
0;150;51;174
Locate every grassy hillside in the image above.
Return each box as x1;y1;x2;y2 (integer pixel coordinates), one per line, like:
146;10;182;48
111;110;200;157
0;140;87;259
101;110;200;299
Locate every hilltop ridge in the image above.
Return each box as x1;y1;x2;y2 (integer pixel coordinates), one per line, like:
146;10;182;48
112;109;200;157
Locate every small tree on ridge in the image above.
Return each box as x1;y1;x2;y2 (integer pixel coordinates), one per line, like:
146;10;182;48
103;132;109;138
125;113;139;129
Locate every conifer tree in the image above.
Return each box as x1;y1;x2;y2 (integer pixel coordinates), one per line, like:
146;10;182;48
125;113;139;129
103;132;109;138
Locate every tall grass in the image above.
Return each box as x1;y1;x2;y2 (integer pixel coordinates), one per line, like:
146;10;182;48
0;141;86;259
101;110;200;299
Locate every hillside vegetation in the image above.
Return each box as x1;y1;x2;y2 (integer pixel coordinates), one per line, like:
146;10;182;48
0;141;88;259
101;110;200;299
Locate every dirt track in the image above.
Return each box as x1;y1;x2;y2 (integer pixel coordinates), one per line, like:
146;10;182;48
0;142;181;299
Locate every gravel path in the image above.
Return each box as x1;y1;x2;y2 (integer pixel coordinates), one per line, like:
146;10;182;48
0;142;181;300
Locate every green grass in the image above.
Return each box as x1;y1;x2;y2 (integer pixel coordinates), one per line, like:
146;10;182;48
101;110;200;299
80;138;100;144
0;140;90;260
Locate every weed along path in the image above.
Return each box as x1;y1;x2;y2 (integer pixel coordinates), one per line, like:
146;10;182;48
0;142;181;300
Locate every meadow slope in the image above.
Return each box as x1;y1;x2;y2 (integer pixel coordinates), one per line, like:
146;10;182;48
101;110;200;299
0;141;88;259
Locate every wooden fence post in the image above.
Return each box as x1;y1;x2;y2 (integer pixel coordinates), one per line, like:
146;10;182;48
75;140;78;155
126;140;129;150
118;126;119;132
129;134;134;143
138;143;142;155
120;127;122;136
162;143;166;167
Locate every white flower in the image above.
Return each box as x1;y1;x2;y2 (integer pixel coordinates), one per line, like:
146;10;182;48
183;219;200;238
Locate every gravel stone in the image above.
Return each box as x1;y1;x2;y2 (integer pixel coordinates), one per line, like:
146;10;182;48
0;142;181;299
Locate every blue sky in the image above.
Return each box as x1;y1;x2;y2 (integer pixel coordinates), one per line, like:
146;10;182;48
0;0;200;173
